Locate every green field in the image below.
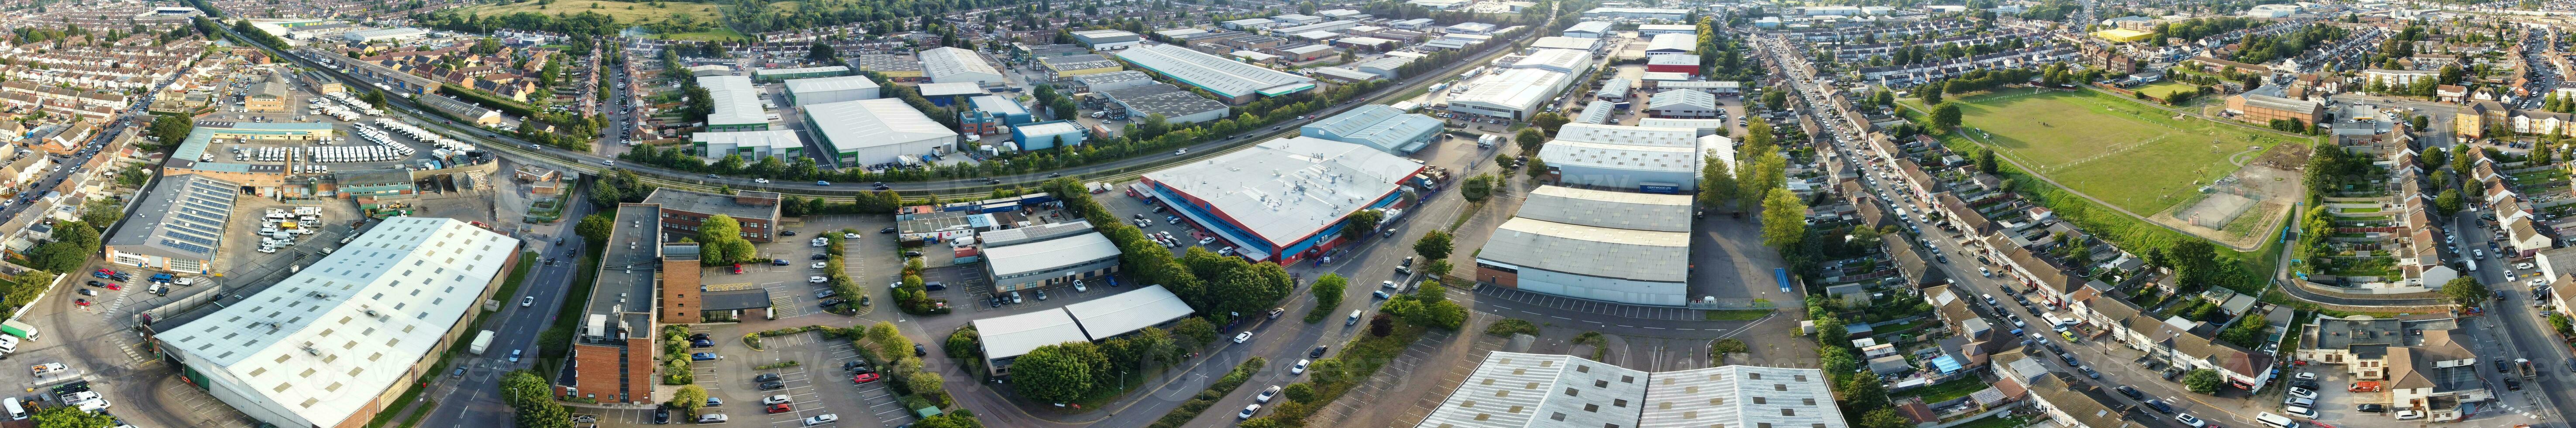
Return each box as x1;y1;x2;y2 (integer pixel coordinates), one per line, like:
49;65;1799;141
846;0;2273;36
659;28;751;42
1913;89;2305;215
2135;81;2199;99
458;0;722;24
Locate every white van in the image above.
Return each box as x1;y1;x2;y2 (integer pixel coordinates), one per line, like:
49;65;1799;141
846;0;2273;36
4;397;26;420
2255;412;2298;428
697;414;729;424
0;335;18;354
1348;310;1363;325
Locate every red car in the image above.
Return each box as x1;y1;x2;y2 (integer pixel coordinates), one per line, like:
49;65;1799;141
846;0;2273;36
729;264;744;274
73;299;90;306
852;373;880;383
103;283;120;290
766;404;792;414
95;269;117;275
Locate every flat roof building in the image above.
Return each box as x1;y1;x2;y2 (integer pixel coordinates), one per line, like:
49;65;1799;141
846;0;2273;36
971;309;1088;376
922;47;1005;85
1564;21;1613;38
1530;36;1604;52
341;28;429;42
1584;7;1692;21
104;174;238;274
1011;120;1089;150
153;217;520;428
805;98;960;165
1646;33;1696;54
1116;44;1316;104
782;76;882;106
1420;352;1848;428
1449;68;1572;120
1098;83;1231;124
1142;137;1425;264
1071;70;1156;93
641;188;782;242
1071;29;1145;49
856;54;924;79
1506;48;1595;74
752;66;850;82
168;122;336;193
1301;104;1443;154
691;130;804;161
1475;186;1693;306
985;231;1122;292
564;205;677;401
1646;89;1720;118
697;76;769;131
971;285;1192;376
1540;123;1718;193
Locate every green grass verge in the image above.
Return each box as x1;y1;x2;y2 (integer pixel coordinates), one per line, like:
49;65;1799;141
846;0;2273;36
1904;89;2310;215
660;28;750;41
492;253;537;303
1705;309;1773;321
1145;358;1266;428
1894;376;1988;403
2135;81;2200;99
396;398;437;428
1948;415;2029;428
536;253;600;369
362;377;435;428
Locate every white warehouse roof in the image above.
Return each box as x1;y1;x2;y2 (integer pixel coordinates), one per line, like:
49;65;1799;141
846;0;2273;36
1144;137;1423;248
1062;285;1194;340
1117;43;1316;98
1450;68;1569;115
1647;33;1696;52
783;75;880;95
157;217;518;428
691;129;803;151
697;75;766;127
1507;48;1594;73
1517;186;1694;232
921;47;1005;84
982;232;1121;279
1483;217;1690;282
970;309;1087;360
805;99;957;153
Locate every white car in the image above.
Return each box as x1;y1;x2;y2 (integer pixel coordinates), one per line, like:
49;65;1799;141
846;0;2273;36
2173;414;2207;428
1175;148;1188;155
1233;332;1253;343
844;233;860;239
1255;385;1280;403
1292;359;1310;374
801;414;839;426
812;262;829;269
1074;281;1088;292
753;178;771;184
2534;278;2550;286
2295;372;2318;380
1238;404;1262;419
2396;410;2425;420
520;297;535;307
1198;237;1217;245
809;276;828;283
763;394;794;405
2287;387;2318;399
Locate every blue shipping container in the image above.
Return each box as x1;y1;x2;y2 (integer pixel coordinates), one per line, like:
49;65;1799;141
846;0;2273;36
1639;183;1680;194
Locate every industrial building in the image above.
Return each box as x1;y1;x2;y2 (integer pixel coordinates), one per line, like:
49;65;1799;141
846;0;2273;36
751;66;850;82
968;95;1033;127
1071;70;1156;93
1116;44;1316;104
1505;48;1595;74
782;76;881;106
1645;90;1720;118
1141;137;1426;264
1636;24;1697;35
1538;123;1724;193
1645;33;1696;55
1098;83;1231;124
1646;54;1700;75
922;47;1006;85
340;28;429;42
167;122;337;194
1038;54;1124;80
1070;29;1145;49
1475;186;1693;306
1448;68;1572;121
856;54;924;80
641;188;782;242
1445;22;1499;35
1421;352;1850;428
804;98;960;166
1352;55;1417;79
1300;104;1443;154
971;285;1192;376
246;74;290;112
1563;21;1613;38
984;228;1122;292
698;76;770;131
104;174;239;274
1583;7;1692;21
691;130;804;161
152;217;520;428
1011;121;1089;150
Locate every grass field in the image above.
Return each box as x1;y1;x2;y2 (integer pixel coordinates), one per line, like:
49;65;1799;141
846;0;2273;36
1909;89;2305;215
2135;81;2199;99
458;0;722;24
660;28;751;41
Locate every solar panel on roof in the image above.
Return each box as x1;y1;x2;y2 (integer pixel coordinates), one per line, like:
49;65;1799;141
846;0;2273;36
159;240;212;255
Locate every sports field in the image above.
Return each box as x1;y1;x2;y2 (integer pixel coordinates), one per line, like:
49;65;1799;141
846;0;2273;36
2134;82;2199;99
1921;89;2308;215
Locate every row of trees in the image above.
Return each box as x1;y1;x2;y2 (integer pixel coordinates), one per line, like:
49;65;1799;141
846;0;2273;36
500;370;574;428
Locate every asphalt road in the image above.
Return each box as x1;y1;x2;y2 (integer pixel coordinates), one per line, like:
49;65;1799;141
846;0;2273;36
415;198;597;428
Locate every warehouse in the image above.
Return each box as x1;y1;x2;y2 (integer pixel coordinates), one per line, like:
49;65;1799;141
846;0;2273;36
1116;44;1316;104
1563;21;1612;38
1071;29;1144;49
805;98;960;166
1584;7;1691;21
1505;48;1594;74
1645;33;1696;55
970;309;1088;376
340;27;429;42
1011;121;1089;150
1448;68;1571;121
1141;137;1425;264
1421;352;1851;428
1645;89;1721;118
971;285;1192;376
916;83;985;106
1446;22;1499;35
698;76;770;131
1038;54;1123;80
691;129;805;161
104;174;238;274
751;66;849;82
984;231;1122;292
152;217;520;428
1646;53;1700;74
167;122;337;193
1352;55;1416;79
1279;44;1337;61
1474;186;1692;306
1099;83;1231;124
1539;123;1722;193
922;47;1006;85
1529;36;1603;52
1636;24;1697;35
970;95;1033;126
1071;70;1156;93
1221;18;1277;29
1300;104;1442;154
856;54;924;80
782;75;881;106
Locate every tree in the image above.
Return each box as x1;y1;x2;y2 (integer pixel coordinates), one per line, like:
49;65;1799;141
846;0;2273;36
1461;173;1496;202
1414;230;1454;261
1529;112;1570;135
1976;149;1999;174
1368;313;1394;336
1931;102;1963;132
1282;383;1317;403
1699;152;1740;209
2181;369;2224;394
911;412;988;428
1919;81;1945;105
2435;188;2463;213
31;405;118;428
1516;128;1548;153
807;41;836;60
80;198;121;228
1857;409;1914;428
1760;188;1807;249
500;370;573;428
1010;342;1105;404
1837;375;1889;412
1525;157;1548;178
1310;273;1347;311
2412;114;2431;131
1710;338;1747;358
1763;90;1789;108
1173;317;1217;346
1340;209;1386;242
576;214;614;244
2442;276;2490;306
668;385;708;418
147;113;193;148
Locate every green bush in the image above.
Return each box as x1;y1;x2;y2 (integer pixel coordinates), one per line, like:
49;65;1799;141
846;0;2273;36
1145;358;1265;428
1486;318;1540;337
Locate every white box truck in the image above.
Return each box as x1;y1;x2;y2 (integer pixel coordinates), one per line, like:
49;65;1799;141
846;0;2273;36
469;330;495;355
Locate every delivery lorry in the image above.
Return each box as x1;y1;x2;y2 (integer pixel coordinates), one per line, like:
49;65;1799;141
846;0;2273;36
1;319;39;341
469;330;495;355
